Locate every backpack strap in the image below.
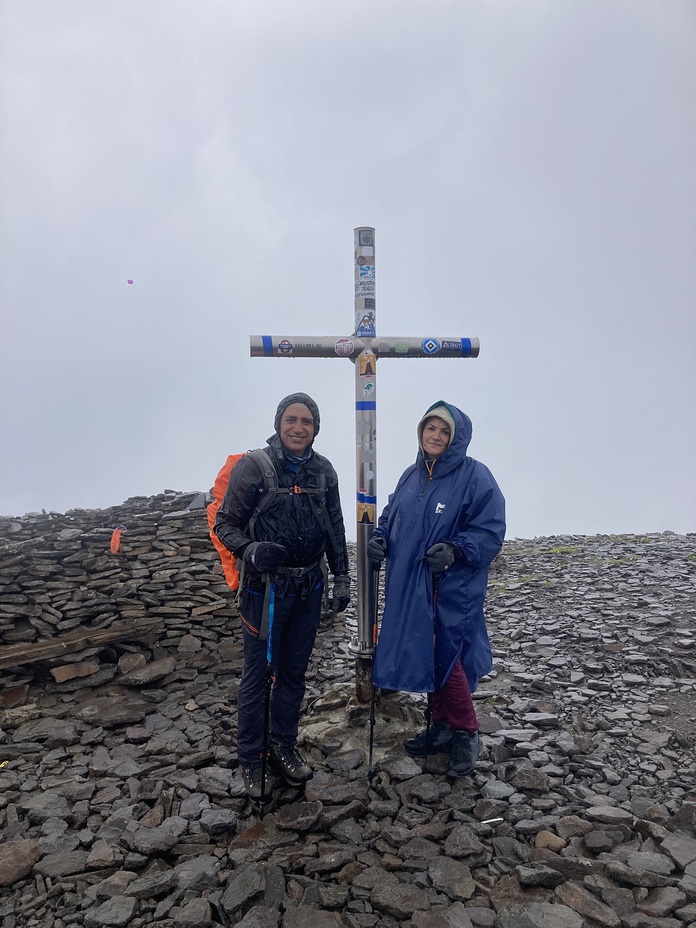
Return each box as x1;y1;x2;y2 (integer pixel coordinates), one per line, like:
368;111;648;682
236;448;278;598
247;449;336;544
246;448;278;541
305;473;341;564
241;449;340;596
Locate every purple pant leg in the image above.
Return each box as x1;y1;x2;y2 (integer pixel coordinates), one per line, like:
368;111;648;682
430;660;479;731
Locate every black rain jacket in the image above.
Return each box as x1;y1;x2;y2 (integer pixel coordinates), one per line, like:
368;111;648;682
213;434;349;594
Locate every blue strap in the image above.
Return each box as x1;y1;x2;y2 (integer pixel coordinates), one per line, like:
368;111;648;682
266;581;275;665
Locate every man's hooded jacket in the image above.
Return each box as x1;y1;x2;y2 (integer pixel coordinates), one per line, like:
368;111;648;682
372;401;505;694
214;393;349;594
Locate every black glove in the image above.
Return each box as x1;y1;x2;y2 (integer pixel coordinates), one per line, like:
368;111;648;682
425;542;458;575
330;575;351;613
367;535;388;566
243;542;288;572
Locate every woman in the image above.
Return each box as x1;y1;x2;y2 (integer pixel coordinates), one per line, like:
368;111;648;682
367;401;505;777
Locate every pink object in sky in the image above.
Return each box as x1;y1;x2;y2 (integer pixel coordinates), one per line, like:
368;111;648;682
127;279;133;284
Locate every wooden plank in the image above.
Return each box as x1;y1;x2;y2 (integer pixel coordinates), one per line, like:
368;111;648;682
0;617;164;670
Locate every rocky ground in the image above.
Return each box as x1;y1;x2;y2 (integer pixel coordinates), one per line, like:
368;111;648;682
1;528;695;928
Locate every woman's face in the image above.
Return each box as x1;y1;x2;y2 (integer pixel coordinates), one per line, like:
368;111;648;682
421;416;451;459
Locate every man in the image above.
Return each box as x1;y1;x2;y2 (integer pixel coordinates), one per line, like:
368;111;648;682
368;401;505;778
214;393;350;804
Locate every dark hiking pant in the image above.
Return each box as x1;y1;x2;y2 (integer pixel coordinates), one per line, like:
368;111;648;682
236;582;323;766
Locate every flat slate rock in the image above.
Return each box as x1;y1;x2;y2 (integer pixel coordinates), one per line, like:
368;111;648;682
1;502;695;928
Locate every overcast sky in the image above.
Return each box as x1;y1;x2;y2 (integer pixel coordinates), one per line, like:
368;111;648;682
1;0;694;541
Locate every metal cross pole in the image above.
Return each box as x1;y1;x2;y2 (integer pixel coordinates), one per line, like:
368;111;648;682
250;227;479;702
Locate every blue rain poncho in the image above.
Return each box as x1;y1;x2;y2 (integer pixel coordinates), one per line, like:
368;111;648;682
372;401;506;694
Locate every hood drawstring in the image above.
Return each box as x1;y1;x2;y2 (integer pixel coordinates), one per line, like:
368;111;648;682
424;456;436;479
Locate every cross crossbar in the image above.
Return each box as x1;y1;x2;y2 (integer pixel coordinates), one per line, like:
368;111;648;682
251;336;479;359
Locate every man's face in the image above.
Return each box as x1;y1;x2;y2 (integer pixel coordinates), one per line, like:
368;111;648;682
421;416;451;459
279;403;315;454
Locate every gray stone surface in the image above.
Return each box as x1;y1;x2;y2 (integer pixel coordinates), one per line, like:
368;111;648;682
1;502;695;928
494;902;584;928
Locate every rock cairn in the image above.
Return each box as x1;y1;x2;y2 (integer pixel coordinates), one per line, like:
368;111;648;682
0;495;695;928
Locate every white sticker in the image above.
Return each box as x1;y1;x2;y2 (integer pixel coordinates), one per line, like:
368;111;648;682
355;280;375;297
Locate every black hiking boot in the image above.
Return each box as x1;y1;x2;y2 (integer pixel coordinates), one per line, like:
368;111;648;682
241;763;273;804
447;728;480;777
403;720;453;757
269;745;313;786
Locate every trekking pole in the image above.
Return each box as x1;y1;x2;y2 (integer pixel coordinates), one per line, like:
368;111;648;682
367;565;380;782
423;694;433;774
260;661;272;818
259;577;276;817
423;574;439;775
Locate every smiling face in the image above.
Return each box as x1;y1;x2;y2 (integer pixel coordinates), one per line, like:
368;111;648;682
279;403;315;454
421;416;452;459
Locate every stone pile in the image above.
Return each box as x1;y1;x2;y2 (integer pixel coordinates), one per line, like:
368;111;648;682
0;497;695;928
0;491;236;677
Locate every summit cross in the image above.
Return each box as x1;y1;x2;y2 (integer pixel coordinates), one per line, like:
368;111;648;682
251;227;479;700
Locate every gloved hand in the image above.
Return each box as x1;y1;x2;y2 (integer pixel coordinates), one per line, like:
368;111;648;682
367;534;388;566
330;574;351;613
425;542;458;575
243;542;288;573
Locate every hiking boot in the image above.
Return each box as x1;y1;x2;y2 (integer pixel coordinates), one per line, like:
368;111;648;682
447;728;480;777
403;720;453;757
269;745;313;786
241;763;273;803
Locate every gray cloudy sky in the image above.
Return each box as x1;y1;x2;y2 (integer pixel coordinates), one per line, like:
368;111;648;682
1;0;694;540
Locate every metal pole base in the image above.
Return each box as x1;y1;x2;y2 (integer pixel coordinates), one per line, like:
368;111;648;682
355;656;374;705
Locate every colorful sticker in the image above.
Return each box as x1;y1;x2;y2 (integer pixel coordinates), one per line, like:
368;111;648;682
361;380;375;397
278;339;293;354
358;354;376;376
359;265;375;279
422;338;440;355
359;230;374;246
395;341;409;354
441;340;462;351
356;256;367;266
334;337;355;357
356;313;376;338
357;502;376;524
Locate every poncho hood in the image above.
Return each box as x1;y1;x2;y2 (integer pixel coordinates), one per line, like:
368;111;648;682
417;401;472;478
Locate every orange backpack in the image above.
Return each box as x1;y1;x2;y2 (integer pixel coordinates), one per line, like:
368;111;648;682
207;449;281;591
207;453;245;590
